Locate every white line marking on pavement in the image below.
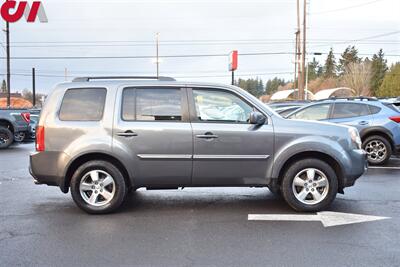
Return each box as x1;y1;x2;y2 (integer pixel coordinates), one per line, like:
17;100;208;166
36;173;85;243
248;212;390;227
368;166;400;170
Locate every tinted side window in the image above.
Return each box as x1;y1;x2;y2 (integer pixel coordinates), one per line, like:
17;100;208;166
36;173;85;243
332;103;370;119
192;89;253;123
122;88;135;121
136;88;182;121
59;88;106;121
369;105;382;114
291;104;330;121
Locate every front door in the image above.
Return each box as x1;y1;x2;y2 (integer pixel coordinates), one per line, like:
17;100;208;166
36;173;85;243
189;87;274;186
113;86;192;187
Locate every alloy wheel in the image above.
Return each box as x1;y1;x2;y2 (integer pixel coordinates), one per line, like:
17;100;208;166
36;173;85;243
79;170;116;207
292;168;329;205
365;140;387;163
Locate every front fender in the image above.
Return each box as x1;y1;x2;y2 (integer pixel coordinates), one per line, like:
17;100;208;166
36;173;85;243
270;135;349;179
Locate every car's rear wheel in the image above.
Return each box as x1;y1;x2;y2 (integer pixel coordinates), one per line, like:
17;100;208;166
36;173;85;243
281;158;338;212
362;135;392;165
0;126;13;149
70;160;127;214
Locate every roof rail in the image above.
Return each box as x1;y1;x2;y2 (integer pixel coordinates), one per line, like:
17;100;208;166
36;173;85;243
316;96;378;102
72;76;176;82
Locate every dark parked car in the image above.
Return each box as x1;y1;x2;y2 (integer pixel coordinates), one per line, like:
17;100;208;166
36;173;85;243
286;98;400;165
30;76;367;214
0;109;30;148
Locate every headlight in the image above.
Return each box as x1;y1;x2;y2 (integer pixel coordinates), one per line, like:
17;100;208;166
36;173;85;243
348;127;362;149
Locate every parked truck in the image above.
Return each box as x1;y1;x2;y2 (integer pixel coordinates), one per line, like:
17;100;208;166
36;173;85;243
0;109;31;149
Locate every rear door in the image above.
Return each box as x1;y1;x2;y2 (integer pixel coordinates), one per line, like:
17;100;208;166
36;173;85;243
329;103;372;131
188;87;274;186
113;86;192;187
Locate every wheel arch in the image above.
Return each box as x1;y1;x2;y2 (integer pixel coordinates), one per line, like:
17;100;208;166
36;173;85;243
62;152;132;193
276;151;345;193
360;127;394;151
0;119;14;133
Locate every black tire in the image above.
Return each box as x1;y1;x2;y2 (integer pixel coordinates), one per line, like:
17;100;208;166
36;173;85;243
362;135;392;166
281;158;338;212
70;160;127;214
0;126;13;149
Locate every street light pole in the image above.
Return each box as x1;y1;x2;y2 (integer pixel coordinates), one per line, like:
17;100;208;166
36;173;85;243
5;21;11;108
156;32;159;78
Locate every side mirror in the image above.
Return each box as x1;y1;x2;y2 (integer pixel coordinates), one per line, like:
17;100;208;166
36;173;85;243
249;111;266;126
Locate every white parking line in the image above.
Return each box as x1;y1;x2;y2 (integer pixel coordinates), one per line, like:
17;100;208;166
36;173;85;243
368;166;400;170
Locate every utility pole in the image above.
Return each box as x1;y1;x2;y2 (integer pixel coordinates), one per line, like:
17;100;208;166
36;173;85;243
294;30;298;89
299;0;307;100
5;21;11;108
296;0;302;98
156;32;159;78
32;68;36;107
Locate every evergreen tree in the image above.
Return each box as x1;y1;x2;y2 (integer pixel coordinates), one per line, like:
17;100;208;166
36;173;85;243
237;78;265;97
323;48;336;78
265;77;285;95
1;79;6;93
370;49;388;96
337;45;361;75
307;57;322;81
376;63;400;97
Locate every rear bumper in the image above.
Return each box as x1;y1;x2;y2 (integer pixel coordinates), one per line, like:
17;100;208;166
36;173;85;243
342;149;368;188
29;151;71;193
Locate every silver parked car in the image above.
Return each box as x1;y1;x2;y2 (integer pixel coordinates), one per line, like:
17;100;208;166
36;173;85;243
30;77;367;214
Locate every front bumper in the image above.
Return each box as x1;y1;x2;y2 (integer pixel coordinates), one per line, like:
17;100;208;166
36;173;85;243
342;149;368;188
30;151;71;192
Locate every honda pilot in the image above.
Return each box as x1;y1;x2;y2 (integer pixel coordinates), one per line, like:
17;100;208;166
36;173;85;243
30;77;367;214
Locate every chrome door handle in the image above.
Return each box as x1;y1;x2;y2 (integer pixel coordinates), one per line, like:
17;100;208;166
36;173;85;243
196;132;218;139
117;131;138;137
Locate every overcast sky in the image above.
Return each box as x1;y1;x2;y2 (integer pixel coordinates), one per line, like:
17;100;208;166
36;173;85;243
1;0;399;94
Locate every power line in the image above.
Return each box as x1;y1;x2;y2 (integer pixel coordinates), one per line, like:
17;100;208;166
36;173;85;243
0;51;294;60
309;30;400;49
1;51;398;61
0;71;294;79
7;38;400;45
310;0;387;15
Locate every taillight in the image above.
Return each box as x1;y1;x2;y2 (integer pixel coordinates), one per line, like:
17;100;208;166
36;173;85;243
389;116;400;123
21;112;30;123
36;126;45;151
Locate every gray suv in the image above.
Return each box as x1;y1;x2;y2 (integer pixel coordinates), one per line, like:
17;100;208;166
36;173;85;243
30;77;367;214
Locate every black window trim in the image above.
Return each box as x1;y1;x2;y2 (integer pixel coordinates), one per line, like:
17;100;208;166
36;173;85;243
58;87;107;122
187;87;264;125
330;102;371;120
120;86;189;123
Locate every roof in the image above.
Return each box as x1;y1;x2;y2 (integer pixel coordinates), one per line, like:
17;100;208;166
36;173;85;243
313;87;354;100
270;89;315;101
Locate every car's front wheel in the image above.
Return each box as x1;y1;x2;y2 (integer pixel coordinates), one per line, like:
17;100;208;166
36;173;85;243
281;158;338;212
362;135;392;165
70;160;127;214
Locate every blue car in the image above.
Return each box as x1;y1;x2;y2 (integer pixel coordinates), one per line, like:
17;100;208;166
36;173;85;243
286;98;400;165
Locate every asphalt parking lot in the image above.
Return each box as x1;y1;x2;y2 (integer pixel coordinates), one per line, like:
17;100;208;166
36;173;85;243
1;143;400;266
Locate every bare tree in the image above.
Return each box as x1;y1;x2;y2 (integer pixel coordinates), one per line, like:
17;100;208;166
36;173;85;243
342;62;372;96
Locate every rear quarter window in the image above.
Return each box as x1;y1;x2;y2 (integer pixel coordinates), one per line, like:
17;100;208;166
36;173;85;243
59;88;107;121
368;105;382;114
